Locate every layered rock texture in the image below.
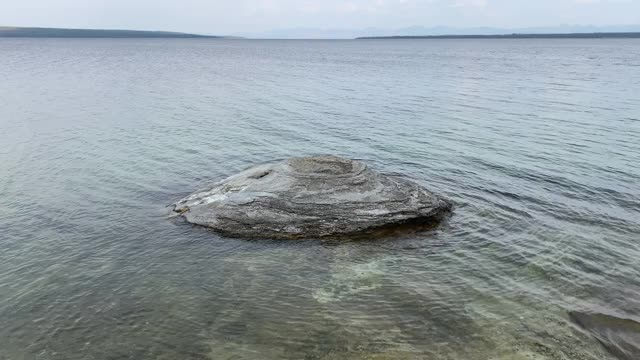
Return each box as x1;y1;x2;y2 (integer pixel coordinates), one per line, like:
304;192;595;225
171;156;452;239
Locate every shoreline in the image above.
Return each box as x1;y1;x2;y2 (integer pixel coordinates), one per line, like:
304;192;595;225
357;32;640;40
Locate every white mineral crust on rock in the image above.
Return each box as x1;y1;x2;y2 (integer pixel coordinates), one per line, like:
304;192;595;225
171;156;452;239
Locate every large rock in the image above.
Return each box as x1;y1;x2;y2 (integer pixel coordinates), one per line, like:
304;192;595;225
171;156;452;239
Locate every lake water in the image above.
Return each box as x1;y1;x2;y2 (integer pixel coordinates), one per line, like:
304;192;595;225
1;38;639;359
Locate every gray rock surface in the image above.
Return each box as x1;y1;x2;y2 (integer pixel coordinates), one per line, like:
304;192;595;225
171;156;452;239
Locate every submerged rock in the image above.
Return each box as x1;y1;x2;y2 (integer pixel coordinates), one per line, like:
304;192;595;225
569;311;640;360
171;156;452;239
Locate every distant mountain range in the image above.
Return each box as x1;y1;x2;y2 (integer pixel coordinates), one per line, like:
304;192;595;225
238;25;640;39
0;26;223;38
358;33;640;40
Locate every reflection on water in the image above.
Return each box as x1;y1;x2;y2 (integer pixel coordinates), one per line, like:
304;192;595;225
1;38;639;359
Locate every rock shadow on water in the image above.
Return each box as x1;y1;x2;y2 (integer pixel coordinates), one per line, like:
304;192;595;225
569;311;640;360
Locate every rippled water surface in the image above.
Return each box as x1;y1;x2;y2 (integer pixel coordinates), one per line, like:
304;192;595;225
1;38;640;359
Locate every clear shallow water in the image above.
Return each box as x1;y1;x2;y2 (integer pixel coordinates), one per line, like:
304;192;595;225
1;38;639;359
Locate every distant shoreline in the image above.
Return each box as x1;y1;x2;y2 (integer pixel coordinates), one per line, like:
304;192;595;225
357;32;640;40
0;26;222;38
3;27;640;40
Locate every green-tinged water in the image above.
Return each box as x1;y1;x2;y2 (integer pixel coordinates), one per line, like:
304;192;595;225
1;38;639;359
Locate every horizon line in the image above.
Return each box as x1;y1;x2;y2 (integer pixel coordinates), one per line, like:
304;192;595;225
3;25;640;40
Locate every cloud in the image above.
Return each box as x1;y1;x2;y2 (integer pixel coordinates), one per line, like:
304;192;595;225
452;0;488;7
0;0;638;34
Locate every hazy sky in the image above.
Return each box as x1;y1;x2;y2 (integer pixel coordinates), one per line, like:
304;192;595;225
1;0;639;34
